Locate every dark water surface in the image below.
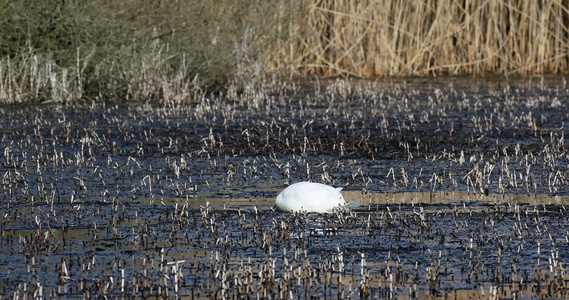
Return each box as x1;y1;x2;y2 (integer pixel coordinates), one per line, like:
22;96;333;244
1;76;568;298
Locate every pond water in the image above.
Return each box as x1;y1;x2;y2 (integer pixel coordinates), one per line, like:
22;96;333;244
1;76;568;298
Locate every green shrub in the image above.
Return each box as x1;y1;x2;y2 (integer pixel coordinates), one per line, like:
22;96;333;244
0;0;290;103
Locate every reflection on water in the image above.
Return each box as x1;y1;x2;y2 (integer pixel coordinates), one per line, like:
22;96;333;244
166;189;569;208
343;190;569;205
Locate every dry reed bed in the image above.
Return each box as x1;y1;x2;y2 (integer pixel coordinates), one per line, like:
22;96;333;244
2;1;569;104
275;0;569;77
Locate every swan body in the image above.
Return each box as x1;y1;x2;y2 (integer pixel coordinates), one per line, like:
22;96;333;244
275;182;349;213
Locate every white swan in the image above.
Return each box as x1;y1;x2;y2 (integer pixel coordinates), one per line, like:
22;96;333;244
275;182;358;213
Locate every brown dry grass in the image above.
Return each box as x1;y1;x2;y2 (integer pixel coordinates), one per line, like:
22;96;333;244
272;0;569;77
0;0;290;103
1;0;568;103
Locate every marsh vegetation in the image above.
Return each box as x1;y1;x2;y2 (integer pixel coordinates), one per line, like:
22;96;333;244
2;0;569;298
1;0;569;104
1;77;569;298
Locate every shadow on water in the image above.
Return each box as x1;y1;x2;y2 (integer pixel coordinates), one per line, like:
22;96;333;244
1;76;569;298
